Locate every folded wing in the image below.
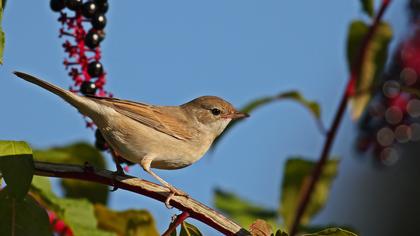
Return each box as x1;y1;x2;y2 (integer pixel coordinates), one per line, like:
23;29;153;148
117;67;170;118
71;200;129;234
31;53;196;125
89;97;196;141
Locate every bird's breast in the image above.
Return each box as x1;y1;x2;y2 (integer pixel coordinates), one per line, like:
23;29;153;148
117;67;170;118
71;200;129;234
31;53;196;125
97;113;213;170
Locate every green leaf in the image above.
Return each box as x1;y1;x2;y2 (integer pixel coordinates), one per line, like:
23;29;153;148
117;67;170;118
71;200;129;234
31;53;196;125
34;142;109;204
212;91;321;150
279;158;339;231
299;225;357;235
31;176;115;236
94;203;159;236
275;229;289;236
214;188;277;228
360;0;374;17
237;91;320;119
347;20;393;119
0;141;34;199
180;222;203;236
0;0;4;64
302;228;357;236
0;187;52;236
0;140;32;157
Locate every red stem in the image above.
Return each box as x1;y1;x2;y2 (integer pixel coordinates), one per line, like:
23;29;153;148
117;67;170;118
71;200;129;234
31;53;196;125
162;211;190;236
289;1;391;235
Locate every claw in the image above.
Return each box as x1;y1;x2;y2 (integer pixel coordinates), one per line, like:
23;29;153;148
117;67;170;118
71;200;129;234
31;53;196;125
164;186;189;208
165;192;175;209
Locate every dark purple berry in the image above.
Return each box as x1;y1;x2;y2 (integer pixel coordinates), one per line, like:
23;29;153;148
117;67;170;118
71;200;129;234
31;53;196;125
80;81;97;95
65;0;83;11
88;61;104;77
85;30;101;49
82;1;97;18
95;129;108;151
50;0;66;12
91;14;107;30
95;0;109;13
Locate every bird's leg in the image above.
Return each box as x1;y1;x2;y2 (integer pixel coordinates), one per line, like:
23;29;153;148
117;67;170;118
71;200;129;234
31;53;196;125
140;157;188;208
110;149;125;192
112;151;125;175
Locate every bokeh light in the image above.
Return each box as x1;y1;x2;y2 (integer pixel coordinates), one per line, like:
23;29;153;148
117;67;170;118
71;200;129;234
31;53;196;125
395;124;412;143
376;127;395;146
385;106;403;124
406;98;420;117
382;80;401;98
379;147;399;166
400;67;417;85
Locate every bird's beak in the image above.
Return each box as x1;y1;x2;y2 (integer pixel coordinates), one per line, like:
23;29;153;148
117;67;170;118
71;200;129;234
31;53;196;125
224;111;249;120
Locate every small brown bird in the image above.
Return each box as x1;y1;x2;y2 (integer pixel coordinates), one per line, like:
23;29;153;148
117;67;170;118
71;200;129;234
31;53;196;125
13;71;248;207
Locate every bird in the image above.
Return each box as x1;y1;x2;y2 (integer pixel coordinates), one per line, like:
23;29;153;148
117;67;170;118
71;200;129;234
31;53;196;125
13;71;249;207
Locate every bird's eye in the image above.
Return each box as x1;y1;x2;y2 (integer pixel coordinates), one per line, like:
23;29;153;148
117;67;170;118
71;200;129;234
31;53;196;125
211;108;221;116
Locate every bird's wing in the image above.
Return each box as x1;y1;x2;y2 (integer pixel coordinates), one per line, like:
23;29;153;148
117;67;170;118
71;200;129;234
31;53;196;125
88;96;196;141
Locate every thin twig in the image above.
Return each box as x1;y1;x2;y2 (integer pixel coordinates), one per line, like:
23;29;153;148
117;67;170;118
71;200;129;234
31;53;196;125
33;161;250;236
162;211;190;236
289;1;392;235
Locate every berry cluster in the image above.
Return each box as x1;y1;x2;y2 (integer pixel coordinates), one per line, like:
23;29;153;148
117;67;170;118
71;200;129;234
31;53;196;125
50;0;111;151
357;25;420;165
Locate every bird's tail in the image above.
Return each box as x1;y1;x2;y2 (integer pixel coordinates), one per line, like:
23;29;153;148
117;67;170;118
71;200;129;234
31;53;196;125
13;71;98;116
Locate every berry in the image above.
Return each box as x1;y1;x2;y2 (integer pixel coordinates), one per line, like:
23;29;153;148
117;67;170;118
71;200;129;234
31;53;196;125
87;28;106;42
91;14;107;30
50;0;66;12
95;0;109;13
88;61;104;77
95;129;108;150
85;30;101;49
82;1;98;18
80;81;97;95
65;0;83;11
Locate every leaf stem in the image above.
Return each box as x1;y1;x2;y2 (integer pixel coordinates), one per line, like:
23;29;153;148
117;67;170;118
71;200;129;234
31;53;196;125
289;1;392;235
32;161;250;236
162;211;190;236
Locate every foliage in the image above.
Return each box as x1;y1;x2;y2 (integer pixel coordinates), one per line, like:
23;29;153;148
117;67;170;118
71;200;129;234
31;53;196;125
360;0;374;17
0;0;4;64
214;157;341;235
179;222;203;236
0;141;52;236
0;141;159;236
94;204;159;236
347;20;392;119
213;90;322;150
279;158;339;231
34;142;109;204
214;188;277;228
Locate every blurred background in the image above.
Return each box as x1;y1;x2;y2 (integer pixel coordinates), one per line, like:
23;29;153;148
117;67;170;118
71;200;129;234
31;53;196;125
2;0;420;235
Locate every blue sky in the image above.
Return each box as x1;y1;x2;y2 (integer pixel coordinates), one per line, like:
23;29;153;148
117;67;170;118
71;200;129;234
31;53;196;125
1;1;407;235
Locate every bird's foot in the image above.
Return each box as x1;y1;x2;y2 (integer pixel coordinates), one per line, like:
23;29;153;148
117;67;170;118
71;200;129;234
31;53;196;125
110;164;125;192
164;185;189;209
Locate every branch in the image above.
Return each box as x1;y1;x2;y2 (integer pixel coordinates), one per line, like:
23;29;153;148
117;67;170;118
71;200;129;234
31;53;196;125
162;211;190;236
33;161;250;236
289;1;392;235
